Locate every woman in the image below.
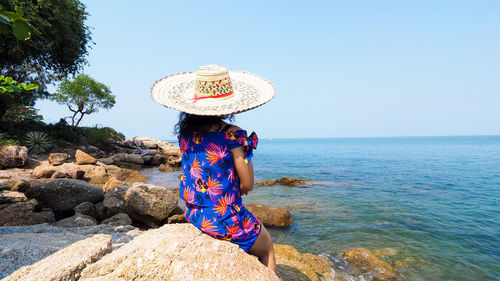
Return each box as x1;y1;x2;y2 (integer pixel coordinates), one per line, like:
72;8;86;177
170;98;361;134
150;64;276;272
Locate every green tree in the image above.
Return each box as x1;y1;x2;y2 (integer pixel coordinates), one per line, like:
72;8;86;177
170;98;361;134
0;0;92;117
51;74;115;127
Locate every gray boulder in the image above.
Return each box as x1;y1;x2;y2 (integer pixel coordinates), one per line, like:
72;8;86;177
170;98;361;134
101;213;132;226
52;213;98;228
74;201;97;218
25;179;104;211
0;199;55;226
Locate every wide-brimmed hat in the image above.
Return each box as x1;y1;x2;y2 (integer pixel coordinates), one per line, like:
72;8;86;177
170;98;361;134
150;64;275;116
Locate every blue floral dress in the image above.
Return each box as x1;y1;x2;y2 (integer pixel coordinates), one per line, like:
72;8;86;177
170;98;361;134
178;129;262;252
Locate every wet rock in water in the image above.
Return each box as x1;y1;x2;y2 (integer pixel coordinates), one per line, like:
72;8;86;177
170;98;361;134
0;199;55;226
275;177;307;186
3;234;112;281
255;179;276;186
0;190;27;204
48;152;71;166
343;248;398;281
25;179;104;212
274;244;334;281
159;163;175;172
0;145;28;169
101;213;132;226
52;213;98;228
74;201;97;218
167;214;187;224
79;223;279;281
102;176;125;193
10;180;30;193
246;204;292;227
76;149;97;165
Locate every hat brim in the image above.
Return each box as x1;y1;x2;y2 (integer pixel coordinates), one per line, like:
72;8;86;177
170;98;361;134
150;71;275;116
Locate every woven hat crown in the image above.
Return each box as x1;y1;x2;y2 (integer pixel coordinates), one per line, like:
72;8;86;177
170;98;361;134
195;64;234;100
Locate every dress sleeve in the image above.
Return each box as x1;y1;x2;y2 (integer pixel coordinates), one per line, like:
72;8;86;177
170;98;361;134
225;130;259;164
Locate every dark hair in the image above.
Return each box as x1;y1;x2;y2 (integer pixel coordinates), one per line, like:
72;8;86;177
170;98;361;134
174;112;234;136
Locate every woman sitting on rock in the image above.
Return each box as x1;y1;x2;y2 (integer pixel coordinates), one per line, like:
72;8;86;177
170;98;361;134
150;64;277;272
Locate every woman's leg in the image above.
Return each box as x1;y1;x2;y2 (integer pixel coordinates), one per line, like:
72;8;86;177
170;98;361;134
248;225;276;273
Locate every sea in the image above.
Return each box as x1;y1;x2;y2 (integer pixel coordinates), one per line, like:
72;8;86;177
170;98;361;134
142;135;500;281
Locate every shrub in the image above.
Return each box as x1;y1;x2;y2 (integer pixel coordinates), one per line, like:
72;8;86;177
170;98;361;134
81;126;125;146
0;133;19;146
24;131;52;154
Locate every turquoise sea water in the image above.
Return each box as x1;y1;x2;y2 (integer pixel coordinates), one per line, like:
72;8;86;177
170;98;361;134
144;136;500;281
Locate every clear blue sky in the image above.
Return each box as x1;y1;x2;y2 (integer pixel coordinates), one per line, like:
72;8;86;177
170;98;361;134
36;0;500;139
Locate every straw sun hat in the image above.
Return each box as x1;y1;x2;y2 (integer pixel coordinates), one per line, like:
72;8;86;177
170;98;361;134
150;64;275;116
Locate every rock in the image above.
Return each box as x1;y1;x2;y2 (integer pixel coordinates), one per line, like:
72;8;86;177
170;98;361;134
158;142;181;156
159;163;175;172
275;177;307;186
133;136;159;149
150;154;166;165
102;185;128;218
0;145;28;169
0;199;55;226
97;157;114;165
48;152;71;166
112;153;144;165
167;155;182;167
52;213;98;228
0;223;142;279
50;170;67;179
343;248;397;281
0;178;13;190
255;179;276;186
274;244;334;281
167;214;187;224
246;204;292;227
95;202;106;221
25;179;104;212
10;180;30;192
79;164;109;185
125;182;178;224
100;163;148;182
3;234;112;281
33;162;84;179
76;149;97;165
102;176;125;193
0;190;27;204
32;161;56;178
101;213;132;226
79;223;279;281
74;201;97;218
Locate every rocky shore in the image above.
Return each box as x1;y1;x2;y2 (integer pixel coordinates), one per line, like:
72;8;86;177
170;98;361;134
0;137;403;281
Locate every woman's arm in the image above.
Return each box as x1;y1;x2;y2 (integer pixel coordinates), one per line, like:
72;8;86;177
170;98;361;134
231;145;254;196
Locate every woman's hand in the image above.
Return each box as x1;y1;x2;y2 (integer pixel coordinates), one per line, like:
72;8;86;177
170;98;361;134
231;146;254;196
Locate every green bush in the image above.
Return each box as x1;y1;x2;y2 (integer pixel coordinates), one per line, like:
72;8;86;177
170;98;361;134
81;126;125;146
0;133;19;146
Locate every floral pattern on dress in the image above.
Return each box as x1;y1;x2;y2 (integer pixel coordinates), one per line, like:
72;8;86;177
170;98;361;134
178;130;261;247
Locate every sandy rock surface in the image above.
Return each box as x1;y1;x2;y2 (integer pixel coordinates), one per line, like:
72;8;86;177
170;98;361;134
275;243;334;281
343;248;398;281
0;223;143;279
79;223;280;281
3;234;112;281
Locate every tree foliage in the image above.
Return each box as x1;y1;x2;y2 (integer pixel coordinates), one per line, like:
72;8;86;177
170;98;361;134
0;0;92;98
51;74;115;127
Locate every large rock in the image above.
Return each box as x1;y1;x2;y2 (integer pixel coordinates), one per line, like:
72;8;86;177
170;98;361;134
74;201;97;218
0;145;28;169
102;176;125;193
25;179;104;211
0;190;27;204
343;248;398;281
3;234;112;281
0;199;55;226
275;177;307;186
79;164;109;185
103;183;178;225
246;204;292;227
274;244;334;281
76;149;97;165
79;223;280;281
0;223;143;279
167;155;182;167
158;142;181;156
48;152;71;166
99;163;148;183
52;213;98;228
10;180;30;192
255;179;276;186
112;153;144;165
33;162;84;179
0;178;13;190
133;136;159;149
